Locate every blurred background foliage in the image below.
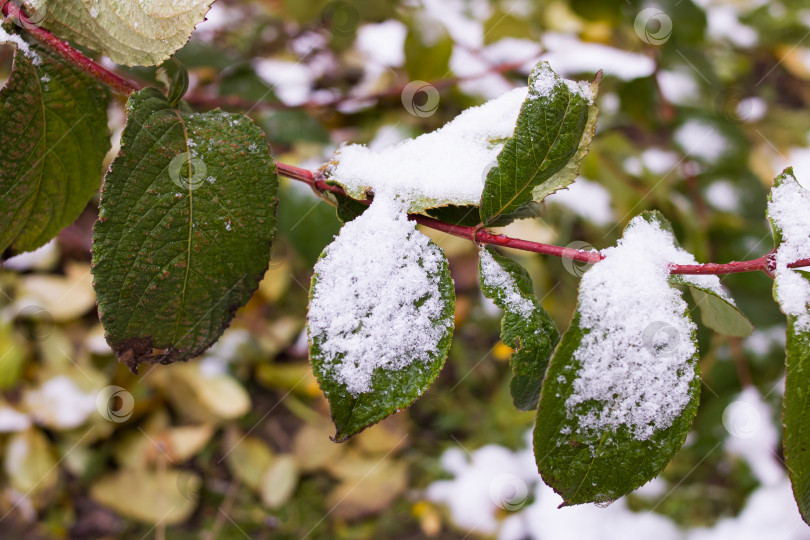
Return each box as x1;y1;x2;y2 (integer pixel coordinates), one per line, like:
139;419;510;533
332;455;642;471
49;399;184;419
0;0;807;537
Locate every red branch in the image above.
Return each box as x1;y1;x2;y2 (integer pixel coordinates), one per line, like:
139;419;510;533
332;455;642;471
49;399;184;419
277;163;786;276
4;11;806;277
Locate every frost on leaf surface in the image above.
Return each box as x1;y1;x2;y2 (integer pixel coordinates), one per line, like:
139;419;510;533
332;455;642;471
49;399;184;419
767;168;810;525
308;194;455;441
534;212;700;506
324;88;527;213
478;248;559;410
92;88;278;373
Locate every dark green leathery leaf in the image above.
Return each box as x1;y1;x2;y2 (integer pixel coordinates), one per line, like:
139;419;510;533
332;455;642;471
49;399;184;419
534;214;700;505
92;88;278;372
0;29;109;255
478;247;559;410
767;168;810;525
308;196;455;441
479;62;599;225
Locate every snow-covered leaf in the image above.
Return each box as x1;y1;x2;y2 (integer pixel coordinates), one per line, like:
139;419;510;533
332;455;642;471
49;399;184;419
534;213;700;505
308;196;455;441
767;168;810;525
478;248;559;410
92;88;278;372
479;62;599;225
0;29;109;255
324;86;529;214
25;0;213;66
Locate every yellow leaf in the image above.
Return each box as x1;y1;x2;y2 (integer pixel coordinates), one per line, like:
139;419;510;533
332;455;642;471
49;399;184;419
260;454;299;509
90;468;199;525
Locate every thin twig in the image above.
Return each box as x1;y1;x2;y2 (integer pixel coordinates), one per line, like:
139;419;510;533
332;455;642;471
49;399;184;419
7;13;807;277
276;163;782;275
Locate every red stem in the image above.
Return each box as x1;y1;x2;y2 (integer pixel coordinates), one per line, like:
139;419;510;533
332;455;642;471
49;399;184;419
277;163;788;275
4;12;805;277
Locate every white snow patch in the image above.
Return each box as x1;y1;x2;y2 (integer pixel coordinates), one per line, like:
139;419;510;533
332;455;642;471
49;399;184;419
426;440;537;536
451;46;520;99
199;328;252;378
642;148;681;175
723;387;782;486
737;97;766;122
744;325;786;356
0;27;42;66
541;33;655;81
547;178;614;226
566;216;730;440
768;177;810;331
427;423;806;540
307;195;452;395
600;92;620;115
674;120;729;163
773;146;810;189
329;87;527;209
254;59;313;106
705;180;740;212
623;156;643;176
482;38;541;71
422;0;490;49
2;239;59;271
657;70;700;106
0;407;31;433
479;249;534;319
706;5;758;48
24;376;96;430
356;21;406;67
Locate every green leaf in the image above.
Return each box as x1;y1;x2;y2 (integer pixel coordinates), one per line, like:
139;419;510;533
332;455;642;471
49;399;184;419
767;168;810;525
424;205;482;228
0;33;110;255
425;202;545;228
404;24;453;81
307;198;455;441
534;312;700;505
479;62;599;225
687;285;752;337
783;312;810;526
28;0;213;66
331;189;371;224
534;213;700;505
92;88;278;372
478;248;559;410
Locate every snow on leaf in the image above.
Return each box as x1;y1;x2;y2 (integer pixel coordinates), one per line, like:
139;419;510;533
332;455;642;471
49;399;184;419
478;248;559;410
324;87;527;214
767;167;810;525
308;194;455;441
534;211;700;505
